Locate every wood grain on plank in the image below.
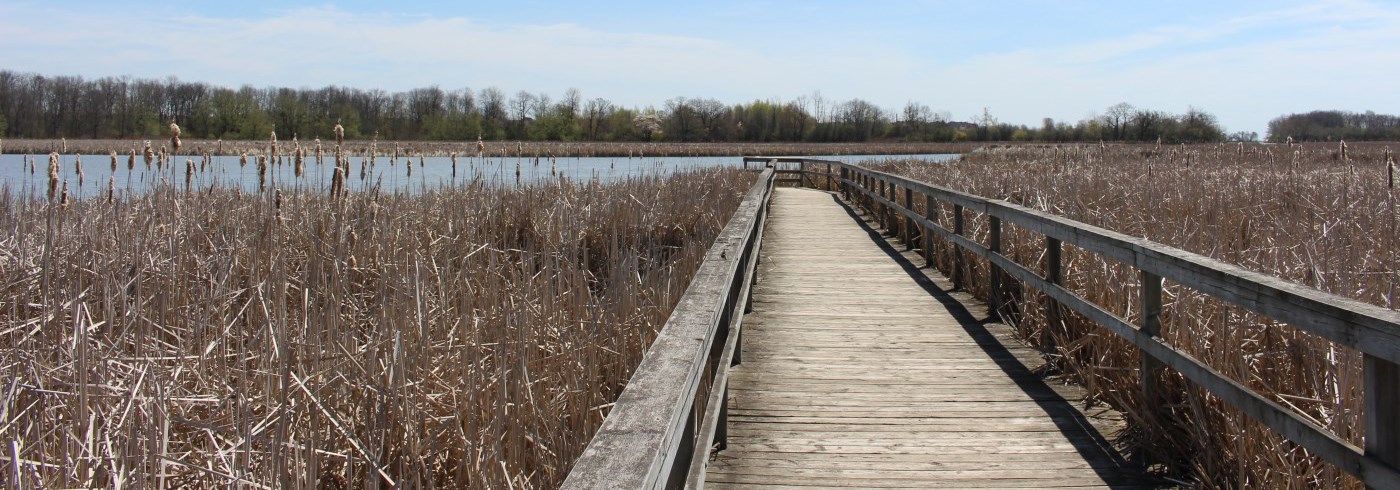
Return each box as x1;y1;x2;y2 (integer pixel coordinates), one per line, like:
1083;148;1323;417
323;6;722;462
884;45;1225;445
705;187;1147;488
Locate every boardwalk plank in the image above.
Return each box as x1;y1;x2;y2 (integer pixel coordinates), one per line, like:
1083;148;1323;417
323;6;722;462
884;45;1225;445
705;188;1148;488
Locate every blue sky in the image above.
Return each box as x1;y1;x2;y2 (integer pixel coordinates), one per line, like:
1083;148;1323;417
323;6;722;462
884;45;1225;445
2;0;1397;135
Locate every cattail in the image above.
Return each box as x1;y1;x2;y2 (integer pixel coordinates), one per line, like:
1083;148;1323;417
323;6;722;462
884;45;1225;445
270;131;278;162
274;189;283;213
333;119;345;146
107;176;115;204
407;157;413;177
330;165;345;199
1388;147;1395;189
185;159;195;191
1287;136;1294;151
47;152;59;201
169;122;182;153
158;144;167;171
515;161;521;184
75;154;84;187
240;152;248;167
257;156;268;192
295;146;305;177
216;138;222;155
59;181;69;207
476;135;485;157
143;141;154;169
1340;139;1349;161
451;152;458;178
315;138;323;165
61;137;67;153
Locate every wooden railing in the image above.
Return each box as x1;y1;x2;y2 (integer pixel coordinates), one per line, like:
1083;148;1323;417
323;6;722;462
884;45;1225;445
754;156;1400;489
562;168;774;489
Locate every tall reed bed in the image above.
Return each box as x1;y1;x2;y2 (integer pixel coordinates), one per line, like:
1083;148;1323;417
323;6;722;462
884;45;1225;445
0;168;753;487
868;143;1398;488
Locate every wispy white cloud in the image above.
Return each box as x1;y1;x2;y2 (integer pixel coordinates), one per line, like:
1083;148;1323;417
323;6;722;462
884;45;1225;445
0;0;1395;134
904;0;1400;132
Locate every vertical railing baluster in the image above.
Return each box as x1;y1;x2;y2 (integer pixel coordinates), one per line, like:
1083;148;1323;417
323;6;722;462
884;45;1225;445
1366;355;1400;490
952;205;964;290
1044;237;1062;350
923;194;937;269
988;216;1002;320
903;187;914;250
1140;270;1164;467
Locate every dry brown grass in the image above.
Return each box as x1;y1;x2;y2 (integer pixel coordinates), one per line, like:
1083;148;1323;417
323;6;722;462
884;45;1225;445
868;142;1399;488
0;167;753;487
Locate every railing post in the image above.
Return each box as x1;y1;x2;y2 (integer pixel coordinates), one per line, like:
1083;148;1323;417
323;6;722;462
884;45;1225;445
902;187;915;250
1140;270;1164;466
886;182;898;234
840;167;849;200
988;216;1002;320
952;204;964;290
1366;355;1400;490
877;179;888;229
923;194;937;269
1044;237;1062;350
825;162;833;191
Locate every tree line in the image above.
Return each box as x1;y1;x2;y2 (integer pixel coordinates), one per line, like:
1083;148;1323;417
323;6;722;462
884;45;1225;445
0;70;1265;144
1265;110;1400;142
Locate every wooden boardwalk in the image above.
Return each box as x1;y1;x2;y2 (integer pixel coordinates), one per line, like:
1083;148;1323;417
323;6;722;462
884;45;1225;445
705;188;1147;489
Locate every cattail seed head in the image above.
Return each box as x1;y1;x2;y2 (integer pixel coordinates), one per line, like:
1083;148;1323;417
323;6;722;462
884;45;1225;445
333;119;345;146
128;149;136;170
143;141;154;169
1387;147;1395;189
107;176;115;204
170;122;181;139
59;181;69;207
240;152;248;167
75;154;84;187
110;151;118;172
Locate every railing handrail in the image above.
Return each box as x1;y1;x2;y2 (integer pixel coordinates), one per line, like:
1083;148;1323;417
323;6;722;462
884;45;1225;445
781;157;1399;488
563;168;774;489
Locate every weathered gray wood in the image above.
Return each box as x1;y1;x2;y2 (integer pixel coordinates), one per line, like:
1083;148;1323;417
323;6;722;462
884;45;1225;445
989;215;1002;319
1367;355;1400;490
706;187;1144;488
834;167;1394;487
902;186;915;250
1045;237;1062;349
842;166;1400;365
831;161;1400;487
563;169;773;490
952;203;965;290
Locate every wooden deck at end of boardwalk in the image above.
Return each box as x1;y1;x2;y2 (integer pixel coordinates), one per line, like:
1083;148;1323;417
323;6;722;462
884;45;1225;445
705;187;1155;489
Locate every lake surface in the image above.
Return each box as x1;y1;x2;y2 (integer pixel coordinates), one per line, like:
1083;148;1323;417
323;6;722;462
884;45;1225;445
0;153;958;199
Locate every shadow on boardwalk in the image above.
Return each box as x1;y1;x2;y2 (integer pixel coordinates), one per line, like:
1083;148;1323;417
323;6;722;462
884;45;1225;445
706;188;1161;489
